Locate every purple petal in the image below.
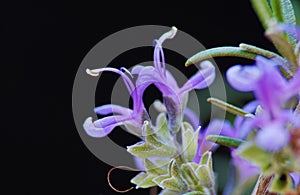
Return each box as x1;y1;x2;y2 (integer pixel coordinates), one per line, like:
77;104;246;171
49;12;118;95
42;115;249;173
184;107;200;130
195;119;228;162
131;65;144;75
255;122;290;152
133;156;145;171
93;115;130;128
226;65;261;92
94;104;132;115
290;172;300;186
83;117;116;137
254;58;288;112
180;61;215;94
292;110;300;128
136;66;179;96
278;23;300;42
287;66;300;95
232;154;259;185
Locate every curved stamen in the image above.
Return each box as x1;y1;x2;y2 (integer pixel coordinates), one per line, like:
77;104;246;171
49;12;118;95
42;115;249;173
86;67;135;96
153;40;166;77
120;67;134;78
158;26;178;44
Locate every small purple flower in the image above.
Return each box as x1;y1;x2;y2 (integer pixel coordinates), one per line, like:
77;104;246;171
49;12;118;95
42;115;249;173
133;27;215;131
226;56;300;152
83;67;146;137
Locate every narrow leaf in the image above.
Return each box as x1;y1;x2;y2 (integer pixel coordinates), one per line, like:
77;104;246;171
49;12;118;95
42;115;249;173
250;0;273;29
239;43;280;58
206;135;245;149
207;97;252;117
185;47;256;67
265;31;298;67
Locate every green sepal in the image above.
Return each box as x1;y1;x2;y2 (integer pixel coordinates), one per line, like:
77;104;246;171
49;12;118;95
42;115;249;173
269;173;292;193
127;121;177;158
206;135;245;149
181;163;201;188
196;165;214;188
144;158;168;175
234;143;272;175
155;113;171;141
127;141;176;158
181;122;200;162
130;172;156;188
185;47;256;67
250;0;273;29
198;152;214;188
153;159;188;192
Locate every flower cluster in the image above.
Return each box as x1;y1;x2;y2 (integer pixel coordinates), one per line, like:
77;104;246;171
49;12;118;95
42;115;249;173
84;27;218;194
82;0;300;194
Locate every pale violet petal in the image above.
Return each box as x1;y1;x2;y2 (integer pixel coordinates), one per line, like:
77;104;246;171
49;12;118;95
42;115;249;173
83;117;116;138
255;122;290;152
226;65;261;92
180;60;216;94
94;104;132;115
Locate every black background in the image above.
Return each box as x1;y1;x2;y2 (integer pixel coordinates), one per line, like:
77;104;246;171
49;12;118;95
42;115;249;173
2;1;277;194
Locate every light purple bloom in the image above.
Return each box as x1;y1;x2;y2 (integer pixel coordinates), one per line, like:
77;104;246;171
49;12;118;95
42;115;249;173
133;27;215;132
227;56;300;152
200;101;260;183
83;67;146;137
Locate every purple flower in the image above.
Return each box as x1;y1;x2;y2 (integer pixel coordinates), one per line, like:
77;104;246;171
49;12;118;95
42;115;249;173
83;67;146;137
226;56;300;152
133;27;215;132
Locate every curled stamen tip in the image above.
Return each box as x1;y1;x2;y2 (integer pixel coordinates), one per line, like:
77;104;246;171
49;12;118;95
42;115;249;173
120;67;134;78
169;26;178;39
86;68;100;76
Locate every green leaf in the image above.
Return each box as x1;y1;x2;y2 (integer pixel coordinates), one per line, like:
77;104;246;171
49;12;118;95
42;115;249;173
207;97;252;117
250;0;273;29
265;31;298;67
234;143;273;174
269;0;297;48
206;135;245;149
269;173;292;193
239;43;280;58
130;172;156;188
270;0;285;22
185;47;256;67
181;122;200;162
